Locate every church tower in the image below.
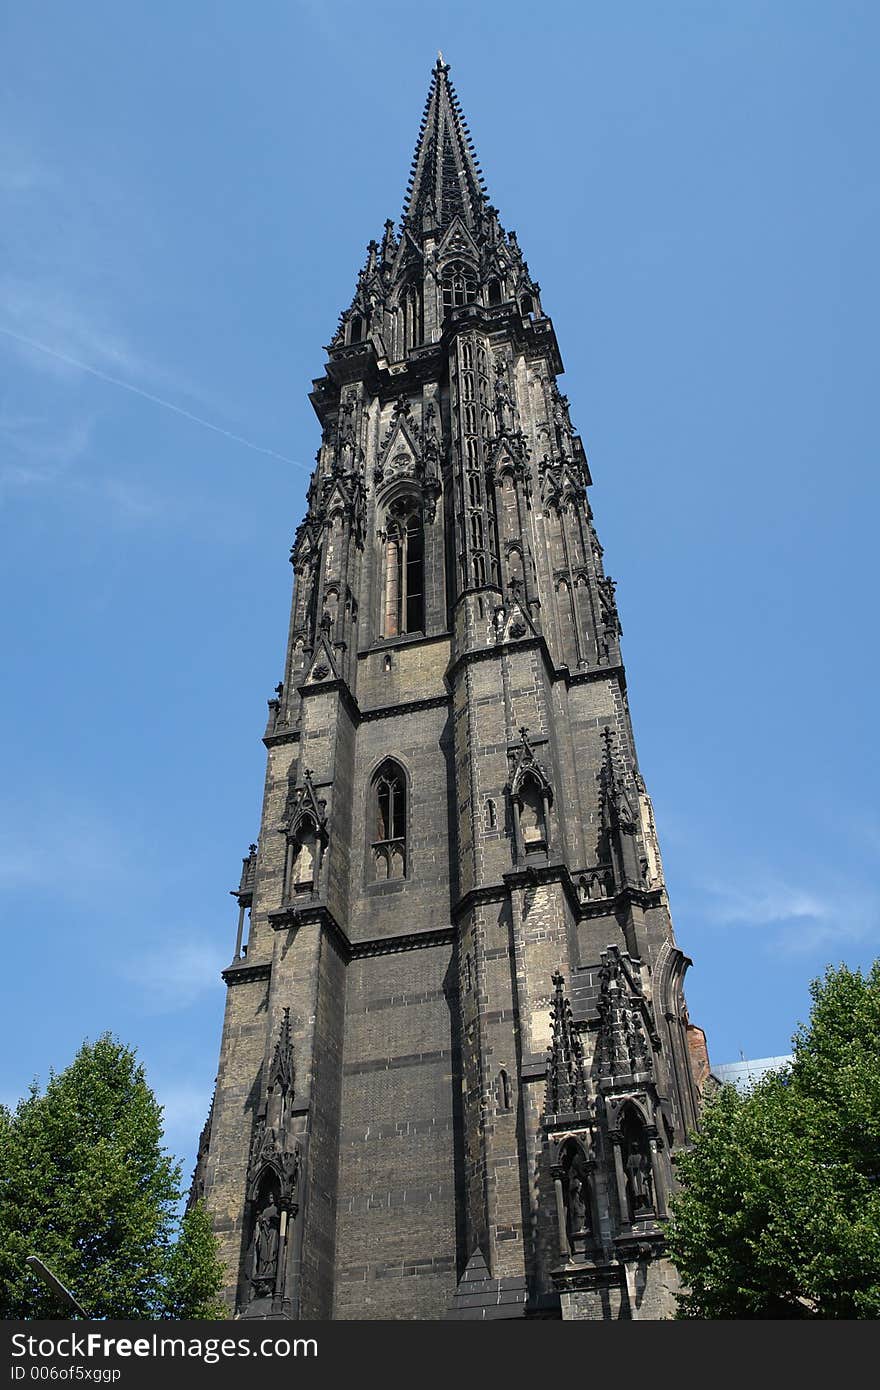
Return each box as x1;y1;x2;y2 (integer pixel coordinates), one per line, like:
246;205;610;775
193;57;709;1321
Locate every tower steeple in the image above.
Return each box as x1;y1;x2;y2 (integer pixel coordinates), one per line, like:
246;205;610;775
402;56;488;235
328;58;544;359
199;55;708;1324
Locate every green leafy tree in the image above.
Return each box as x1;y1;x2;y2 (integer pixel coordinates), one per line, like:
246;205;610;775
0;1035;226;1319
667;962;880;1318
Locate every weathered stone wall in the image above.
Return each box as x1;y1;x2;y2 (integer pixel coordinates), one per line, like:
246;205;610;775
560;1255;681;1320
333;944;461;1318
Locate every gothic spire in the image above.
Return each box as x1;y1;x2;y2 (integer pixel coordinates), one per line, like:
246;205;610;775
268;1007;295;1097
402;57;488;235
545;971;590;1116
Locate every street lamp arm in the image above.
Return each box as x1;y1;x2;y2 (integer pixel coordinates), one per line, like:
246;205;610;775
25;1256;89;1319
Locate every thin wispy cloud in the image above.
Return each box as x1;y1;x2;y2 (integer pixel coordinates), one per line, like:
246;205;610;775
0;797;133;901
1;145;305;476
0;409;95;493
0;324;307;469
120;940;229;1014
0;279;146;381
699;874;879;956
150;1079;215;1170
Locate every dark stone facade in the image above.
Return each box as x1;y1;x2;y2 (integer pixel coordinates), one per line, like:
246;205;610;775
194;58;709;1320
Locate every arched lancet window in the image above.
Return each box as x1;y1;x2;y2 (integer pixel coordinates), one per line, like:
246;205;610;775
520;293;534;317
485;798;497;830
556;577;577;666
507;545;524;589
381;497;424;637
487;279;502;306
442;262;477;315
349;314;363;344
401;280;423;352
499;1068;512;1110
371;760;407;881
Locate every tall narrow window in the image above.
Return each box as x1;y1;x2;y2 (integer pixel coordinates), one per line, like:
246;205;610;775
442;262;477;315
371;760;407;881
402;281;423;351
499;1068;512;1110
382;498;424;637
349;314;363;344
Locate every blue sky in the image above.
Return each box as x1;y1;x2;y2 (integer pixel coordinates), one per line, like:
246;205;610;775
2;1;878;1184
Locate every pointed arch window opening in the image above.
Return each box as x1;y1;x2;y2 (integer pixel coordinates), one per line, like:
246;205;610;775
499;1067;512;1110
442;262;477;316
371;761;407;882
401;280;424;354
381;498;425;638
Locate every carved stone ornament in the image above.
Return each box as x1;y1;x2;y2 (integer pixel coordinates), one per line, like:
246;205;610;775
596;946;655;1081
544;970;590;1116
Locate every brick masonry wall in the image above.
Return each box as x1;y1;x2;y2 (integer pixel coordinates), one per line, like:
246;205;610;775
333;943;462;1318
348;704;453;943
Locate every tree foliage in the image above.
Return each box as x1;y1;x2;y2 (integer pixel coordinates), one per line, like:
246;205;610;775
0;1035;226;1319
667;962;880;1318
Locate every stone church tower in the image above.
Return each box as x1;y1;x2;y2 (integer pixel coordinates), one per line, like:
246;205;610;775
193;57;709;1321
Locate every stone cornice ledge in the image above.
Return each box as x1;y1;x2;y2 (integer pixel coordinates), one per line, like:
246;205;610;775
268;902;456;962
221;960;272;987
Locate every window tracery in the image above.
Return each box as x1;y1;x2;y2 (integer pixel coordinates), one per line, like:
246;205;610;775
370;760;407;881
381;497;424;637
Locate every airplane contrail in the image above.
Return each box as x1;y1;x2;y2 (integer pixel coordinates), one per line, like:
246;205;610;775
0;324;308;470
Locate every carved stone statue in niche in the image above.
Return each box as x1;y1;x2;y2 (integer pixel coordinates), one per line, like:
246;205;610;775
494;359;515;433
567;1157;589;1237
249;1195;280;1290
555;1137;592;1259
292;826;316;886
621;1111;654;1220
519;781;544;845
